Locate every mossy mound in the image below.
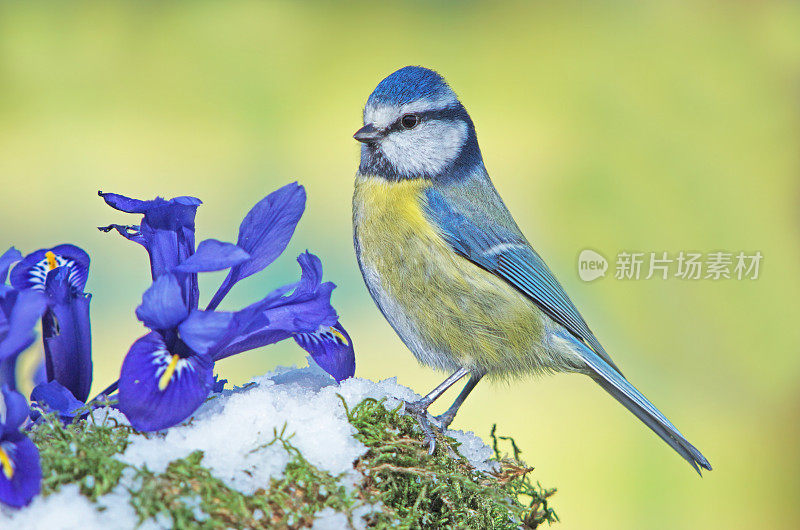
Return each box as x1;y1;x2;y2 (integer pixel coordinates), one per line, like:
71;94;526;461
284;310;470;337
26;397;557;529
346;397;558;528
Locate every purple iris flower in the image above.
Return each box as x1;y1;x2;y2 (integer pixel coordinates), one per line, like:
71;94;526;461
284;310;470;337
104;184;355;431
9;245;92;402
119;254;340;431
118;273;223;431
1;248;48;391
0;386;42;508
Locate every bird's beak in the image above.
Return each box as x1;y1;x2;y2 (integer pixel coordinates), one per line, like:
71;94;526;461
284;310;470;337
353;123;382;143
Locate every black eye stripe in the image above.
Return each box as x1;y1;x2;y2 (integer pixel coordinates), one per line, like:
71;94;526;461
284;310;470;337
416;107;463;121
385;107;465;133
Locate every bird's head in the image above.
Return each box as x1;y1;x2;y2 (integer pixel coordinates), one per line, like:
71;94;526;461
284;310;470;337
355;66;482;181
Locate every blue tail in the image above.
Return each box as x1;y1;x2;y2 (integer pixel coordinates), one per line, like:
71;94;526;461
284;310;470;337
557;330;712;474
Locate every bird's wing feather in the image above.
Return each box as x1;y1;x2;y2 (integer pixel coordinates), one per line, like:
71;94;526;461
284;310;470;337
423;186;622;374
422;186;711;473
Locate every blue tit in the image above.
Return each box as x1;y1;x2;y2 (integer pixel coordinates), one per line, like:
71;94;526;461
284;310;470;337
352;66;710;474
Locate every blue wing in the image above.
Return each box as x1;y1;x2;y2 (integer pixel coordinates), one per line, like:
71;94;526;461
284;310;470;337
423;187;622;374
424;186;711;473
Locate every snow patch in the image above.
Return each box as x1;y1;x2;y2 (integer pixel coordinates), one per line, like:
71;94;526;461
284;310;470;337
1;359;497;528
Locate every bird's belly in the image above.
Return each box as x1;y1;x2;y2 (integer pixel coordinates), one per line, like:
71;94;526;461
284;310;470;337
353;175;553;377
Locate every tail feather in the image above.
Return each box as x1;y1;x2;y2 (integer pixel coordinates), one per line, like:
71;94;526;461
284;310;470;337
593;377;711;475
556;330;712;474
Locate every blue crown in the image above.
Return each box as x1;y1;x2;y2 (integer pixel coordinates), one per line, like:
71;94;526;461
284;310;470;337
367;66;454;106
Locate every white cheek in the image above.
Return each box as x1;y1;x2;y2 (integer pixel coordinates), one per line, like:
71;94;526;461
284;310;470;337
380;120;468;176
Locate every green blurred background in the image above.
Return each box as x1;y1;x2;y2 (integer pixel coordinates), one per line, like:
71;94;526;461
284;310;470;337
1;1;799;528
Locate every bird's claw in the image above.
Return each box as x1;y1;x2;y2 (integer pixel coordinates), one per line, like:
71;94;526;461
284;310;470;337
403;400;438;454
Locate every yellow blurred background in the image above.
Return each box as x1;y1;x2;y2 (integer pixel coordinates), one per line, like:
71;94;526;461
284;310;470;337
1;1;799;528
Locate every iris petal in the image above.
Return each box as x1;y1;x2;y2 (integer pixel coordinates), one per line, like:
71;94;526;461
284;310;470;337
294;322;355;383
0;435;41;508
177;310;233;356
259;252;337;332
232;183;305;278
207;183;305;309
32;363;46;386
41;269;93;402
288;252;325;299
174;239;250;273
0;248;22;285
0;359;16;392
0;386;30;434
0;290;47;363
135;275;189;331
211;374;227;393
118;332;213;432
99;192;202;214
213;252;337;360
30;381;86;422
143;224;200;310
97;192;152;213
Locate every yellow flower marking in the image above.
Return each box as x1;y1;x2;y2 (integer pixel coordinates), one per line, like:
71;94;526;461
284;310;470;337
158;354;181;391
329;327;349;346
45;251;58;271
0;446;14;480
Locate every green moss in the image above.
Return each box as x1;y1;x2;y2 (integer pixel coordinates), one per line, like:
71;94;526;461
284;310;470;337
344;397;558;529
30;406;133;501
27;397;557;529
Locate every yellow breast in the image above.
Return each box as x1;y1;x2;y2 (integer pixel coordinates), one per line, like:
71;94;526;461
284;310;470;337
353;175;551;377
353;176;437;248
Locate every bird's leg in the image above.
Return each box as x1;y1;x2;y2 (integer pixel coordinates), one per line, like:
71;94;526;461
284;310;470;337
433;372;484;429
404;367;471;454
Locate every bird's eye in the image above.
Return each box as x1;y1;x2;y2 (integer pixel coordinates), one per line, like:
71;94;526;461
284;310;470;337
400;114;420;129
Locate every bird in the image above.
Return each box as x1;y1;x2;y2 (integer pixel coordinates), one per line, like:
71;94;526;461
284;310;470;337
351;65;711;474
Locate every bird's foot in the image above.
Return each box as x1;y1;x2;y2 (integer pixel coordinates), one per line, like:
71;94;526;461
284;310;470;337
403;400;440;455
